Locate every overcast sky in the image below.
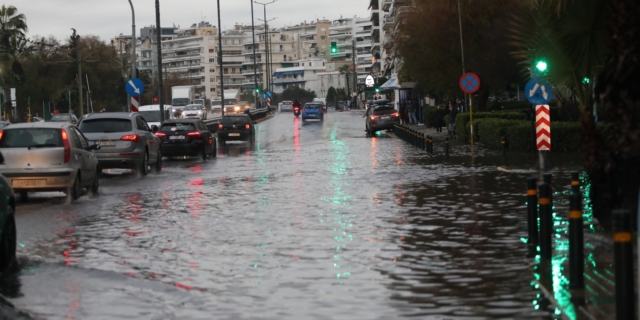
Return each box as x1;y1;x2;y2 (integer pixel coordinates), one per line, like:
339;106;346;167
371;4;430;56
18;0;369;43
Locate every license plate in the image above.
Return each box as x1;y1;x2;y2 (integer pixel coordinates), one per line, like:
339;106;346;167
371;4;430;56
228;133;240;137
97;140;116;147
12;180;46;188
169;135;185;140
382;116;390;120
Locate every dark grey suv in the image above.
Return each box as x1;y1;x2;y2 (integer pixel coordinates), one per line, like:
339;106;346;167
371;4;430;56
78;112;162;175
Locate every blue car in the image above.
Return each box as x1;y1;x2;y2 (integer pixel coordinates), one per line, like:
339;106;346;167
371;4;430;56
301;103;324;122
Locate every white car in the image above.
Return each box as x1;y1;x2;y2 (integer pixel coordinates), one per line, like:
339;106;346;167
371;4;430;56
182;104;207;120
280;101;293;112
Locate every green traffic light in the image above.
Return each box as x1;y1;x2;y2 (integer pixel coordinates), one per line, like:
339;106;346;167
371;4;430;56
375;88;380;93
582;77;590;84
536;60;548;72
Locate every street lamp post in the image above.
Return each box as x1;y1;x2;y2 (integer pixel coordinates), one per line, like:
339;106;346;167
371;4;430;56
155;0;164;123
457;0;467;107
255;0;277;94
128;0;137;112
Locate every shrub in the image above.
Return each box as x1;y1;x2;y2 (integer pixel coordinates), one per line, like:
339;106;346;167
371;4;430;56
454;112;528;141
550;122;582;152
505;122;535;152
477;119;525;149
422;106;446;128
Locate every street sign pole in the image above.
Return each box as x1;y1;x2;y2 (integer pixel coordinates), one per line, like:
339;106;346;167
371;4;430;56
459;72;481;157
526;78;554;171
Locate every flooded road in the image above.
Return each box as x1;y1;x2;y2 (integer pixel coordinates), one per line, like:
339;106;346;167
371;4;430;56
1;111;582;319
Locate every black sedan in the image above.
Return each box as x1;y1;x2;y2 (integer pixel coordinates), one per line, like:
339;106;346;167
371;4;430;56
0;153;16;272
155;119;217;160
217;115;255;145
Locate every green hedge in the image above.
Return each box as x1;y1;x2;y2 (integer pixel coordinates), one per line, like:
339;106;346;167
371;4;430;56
474;119;582;152
454;112;528;141
421;107;437;128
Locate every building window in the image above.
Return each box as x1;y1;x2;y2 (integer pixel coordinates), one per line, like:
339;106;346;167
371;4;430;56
321;35;326;40
232;68;236;74
210;68;215;73
224;68;229;74
209;49;214;53
210;88;215;92
210;78;216;82
223;39;228;45
209;58;215;63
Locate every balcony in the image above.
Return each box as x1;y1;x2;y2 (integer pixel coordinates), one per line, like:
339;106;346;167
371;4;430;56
241;49;266;55
329;32;352;39
383;15;394;31
382;0;392;11
242;70;264;76
329;22;352;31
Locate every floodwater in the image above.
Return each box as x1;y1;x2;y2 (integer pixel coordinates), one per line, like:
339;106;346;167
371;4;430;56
1;110;583;319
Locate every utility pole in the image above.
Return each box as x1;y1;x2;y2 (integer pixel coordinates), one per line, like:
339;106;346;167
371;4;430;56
258;16;277;93
457;0;467;107
128;0;137;113
217;0;225;116
352;39;357;103
76;34;84;117
155;0;165;123
250;0;258;109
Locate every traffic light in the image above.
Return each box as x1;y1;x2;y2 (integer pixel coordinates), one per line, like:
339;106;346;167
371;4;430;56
375;87;380;93
535;59;548;73
255;88;260;94
582;77;590;84
330;42;337;54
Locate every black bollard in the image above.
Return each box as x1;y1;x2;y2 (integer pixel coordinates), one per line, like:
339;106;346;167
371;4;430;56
570;171;580;195
444;137;449;157
538;182;552;261
420;132;425;150
426;135;430;153
527;177;538;246
423;133;427;152
429;136;434;154
501;136;507;156
613;209;635;320
543;172;553;203
568;191;584;289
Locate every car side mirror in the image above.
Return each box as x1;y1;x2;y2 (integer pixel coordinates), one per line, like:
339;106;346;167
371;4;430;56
151;125;159;133
89;144;101;151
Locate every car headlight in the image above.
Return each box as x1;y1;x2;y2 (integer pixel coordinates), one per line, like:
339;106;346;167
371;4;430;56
197;111;202;114
234;106;240;111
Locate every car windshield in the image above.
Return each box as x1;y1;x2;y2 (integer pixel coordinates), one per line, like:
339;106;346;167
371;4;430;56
161;123;196;132
79;119;133;133
139;111;161;122
0;128;62;148
185;105;201;110
51;114;72;121
305;104;321;109
221;116;250;125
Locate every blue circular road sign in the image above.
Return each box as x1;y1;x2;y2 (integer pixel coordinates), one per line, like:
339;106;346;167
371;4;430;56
459;72;481;94
125;78;144;97
525;78;554;105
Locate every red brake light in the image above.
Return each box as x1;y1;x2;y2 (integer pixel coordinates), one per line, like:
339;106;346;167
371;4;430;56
245;124;250;130
121;134;140;142
155;132;167;138
0;130;3;141
370;115;380;120
391;112;398;117
61;129;71;163
187;132;201;138
218;124;223;129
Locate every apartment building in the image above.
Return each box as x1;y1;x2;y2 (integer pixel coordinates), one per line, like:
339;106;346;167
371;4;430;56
272;58;327;94
161;21;218;99
327;16;374;90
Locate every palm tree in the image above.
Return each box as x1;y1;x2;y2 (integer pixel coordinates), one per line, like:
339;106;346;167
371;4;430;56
0;5;28;112
338;64;351;96
510;0;639;228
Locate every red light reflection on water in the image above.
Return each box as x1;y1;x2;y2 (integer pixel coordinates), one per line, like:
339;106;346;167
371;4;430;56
188;178;204;219
190;164;202;172
294;117;300;152
370;137;378;169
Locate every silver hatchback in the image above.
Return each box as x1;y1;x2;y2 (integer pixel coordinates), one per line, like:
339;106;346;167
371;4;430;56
78;113;162;176
0;122;101;201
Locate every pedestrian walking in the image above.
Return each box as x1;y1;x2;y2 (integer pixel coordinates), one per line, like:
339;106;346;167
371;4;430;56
399;100;408;124
434;105;445;133
455;99;465;112
448;101;458;137
407;99;418;124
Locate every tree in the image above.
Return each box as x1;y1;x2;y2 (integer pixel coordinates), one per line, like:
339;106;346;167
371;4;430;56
326;86;338;106
338;64;352;95
280;86;316;104
391;0;524;110
0;5;28;115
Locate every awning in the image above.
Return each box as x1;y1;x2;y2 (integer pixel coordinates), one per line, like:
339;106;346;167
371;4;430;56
281;63;294;68
272;72;283;77
380;76;401;90
280;70;304;76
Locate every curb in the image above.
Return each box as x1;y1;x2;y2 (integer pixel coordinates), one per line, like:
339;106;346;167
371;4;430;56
0;294;39;320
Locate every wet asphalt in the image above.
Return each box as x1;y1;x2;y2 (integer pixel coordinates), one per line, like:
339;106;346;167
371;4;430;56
0;109;584;319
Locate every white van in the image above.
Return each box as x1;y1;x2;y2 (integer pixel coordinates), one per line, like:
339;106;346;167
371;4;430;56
138;104;173;128
313;98;326;106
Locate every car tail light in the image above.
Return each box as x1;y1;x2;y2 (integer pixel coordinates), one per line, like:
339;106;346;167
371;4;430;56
121;134;140;142
61;129;71;163
155;132;167;138
391;112;399;117
370;115;380;120
218;124;223;129
245;124;251;130
187;132;201;138
0;130;3;141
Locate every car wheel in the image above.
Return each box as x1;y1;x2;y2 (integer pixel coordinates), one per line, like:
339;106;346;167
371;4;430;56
140;151;149;176
71;174;81;201
0;206;16;271
201;146;207;161
91;172;99;195
155;149;162;173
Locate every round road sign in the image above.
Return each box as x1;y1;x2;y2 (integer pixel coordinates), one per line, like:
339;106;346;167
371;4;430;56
459;72;481;94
